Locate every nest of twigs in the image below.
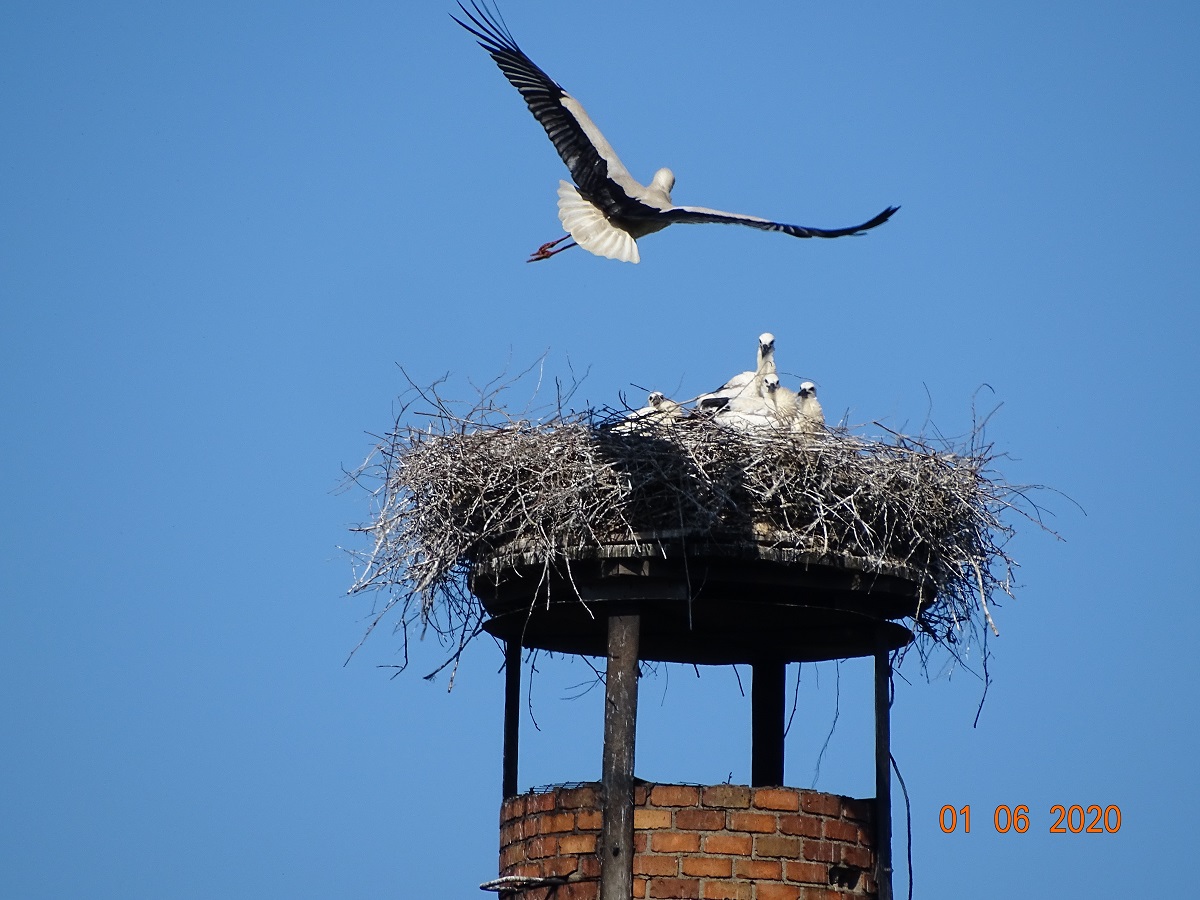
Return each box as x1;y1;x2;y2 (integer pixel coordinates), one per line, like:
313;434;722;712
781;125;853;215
344;369;1052;681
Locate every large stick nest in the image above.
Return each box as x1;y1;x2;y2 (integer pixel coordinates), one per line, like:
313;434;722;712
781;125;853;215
344;369;1054;681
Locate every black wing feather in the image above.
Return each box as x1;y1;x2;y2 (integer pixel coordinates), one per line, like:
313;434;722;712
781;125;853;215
656;205;900;237
452;1;618;203
453;3;899;242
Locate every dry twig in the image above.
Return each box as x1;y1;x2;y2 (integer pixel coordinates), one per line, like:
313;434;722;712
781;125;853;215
343;368;1056;681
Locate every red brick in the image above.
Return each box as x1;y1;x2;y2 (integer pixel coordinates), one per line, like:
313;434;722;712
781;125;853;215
541;812;576;834
784;860;827;884
702;785;750;809
500;844;524;869
558;833;597;855
634;833;649;853
634;784;649;805
803;840;837;863
531;793;557;813
753;788;800;812
676;808;726;831
701;883;751;900
728;812;777;834
576;809;603;830
527;836;558;859
703;833;752;856
799;792;839;817
681;856;733;878
648;877;700;899
634;809;673;830
841;798;873;822
651;831;701;853
755;884;801;900
501;796;526;822
560;785;599;809
778;815;822;838
734;858;782;880
840;845;872;869
499;821;518;847
509;862;542;879
633;878;647;899
754;835;803;858
562;883;597;900
543;857;579;878
634;854;679;877
823;819;858;843
579;856;601;879
650;784;701;807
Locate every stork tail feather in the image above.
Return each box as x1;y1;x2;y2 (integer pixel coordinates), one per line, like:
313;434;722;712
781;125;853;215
556;181;639;263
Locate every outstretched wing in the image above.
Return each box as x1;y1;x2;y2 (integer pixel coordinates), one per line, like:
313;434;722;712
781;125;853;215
654;203;900;238
452;1;644;211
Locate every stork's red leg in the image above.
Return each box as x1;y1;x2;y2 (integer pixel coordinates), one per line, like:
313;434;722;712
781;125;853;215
527;235;577;262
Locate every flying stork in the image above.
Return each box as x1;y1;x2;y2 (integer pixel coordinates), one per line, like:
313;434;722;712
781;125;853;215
452;2;899;264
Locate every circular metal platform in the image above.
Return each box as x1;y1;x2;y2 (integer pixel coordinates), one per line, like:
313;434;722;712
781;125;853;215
472;536;927;664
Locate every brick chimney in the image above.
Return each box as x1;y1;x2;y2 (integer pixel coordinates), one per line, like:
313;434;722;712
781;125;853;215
499;783;878;900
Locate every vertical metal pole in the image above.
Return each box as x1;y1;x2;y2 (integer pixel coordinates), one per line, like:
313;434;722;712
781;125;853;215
874;640;894;900
600;614;640;900
502;639;521;800
751;660;786;786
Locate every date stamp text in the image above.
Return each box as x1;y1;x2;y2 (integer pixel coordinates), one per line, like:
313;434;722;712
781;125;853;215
939;804;1122;834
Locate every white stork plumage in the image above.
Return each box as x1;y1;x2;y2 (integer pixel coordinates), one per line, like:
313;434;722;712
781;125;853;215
696;332;777;409
452;2;899;264
795;381;826;433
714;378;776;432
761;374;798;423
762;375;826;434
613;391;684;432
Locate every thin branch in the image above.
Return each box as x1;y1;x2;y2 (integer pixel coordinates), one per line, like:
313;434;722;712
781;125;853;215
342;366;1064;694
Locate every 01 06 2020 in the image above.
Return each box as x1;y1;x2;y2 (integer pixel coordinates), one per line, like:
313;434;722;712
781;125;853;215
938;804;1122;834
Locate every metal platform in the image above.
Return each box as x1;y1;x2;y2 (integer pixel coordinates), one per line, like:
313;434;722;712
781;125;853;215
472;539;925;664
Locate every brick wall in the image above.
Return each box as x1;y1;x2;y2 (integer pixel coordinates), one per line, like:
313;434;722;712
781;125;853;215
498;782;877;900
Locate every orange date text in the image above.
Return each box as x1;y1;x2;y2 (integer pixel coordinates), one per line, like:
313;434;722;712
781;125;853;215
939;804;1121;834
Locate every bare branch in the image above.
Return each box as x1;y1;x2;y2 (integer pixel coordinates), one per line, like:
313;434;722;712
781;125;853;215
342;366;1062;686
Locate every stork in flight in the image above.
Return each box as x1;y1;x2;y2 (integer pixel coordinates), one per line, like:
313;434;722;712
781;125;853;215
452;2;899;264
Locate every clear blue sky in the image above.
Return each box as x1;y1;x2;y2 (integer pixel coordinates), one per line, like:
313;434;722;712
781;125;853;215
3;2;1197;897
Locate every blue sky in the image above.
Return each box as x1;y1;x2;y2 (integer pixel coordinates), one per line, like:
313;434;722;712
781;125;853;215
3;1;1198;897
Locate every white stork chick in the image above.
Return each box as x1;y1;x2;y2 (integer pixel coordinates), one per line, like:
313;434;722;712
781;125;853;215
696;333;776;409
452;3;899;264
762;375;825;435
714;378;775;432
795;381;826;434
761;374;798;425
613;391;683;432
